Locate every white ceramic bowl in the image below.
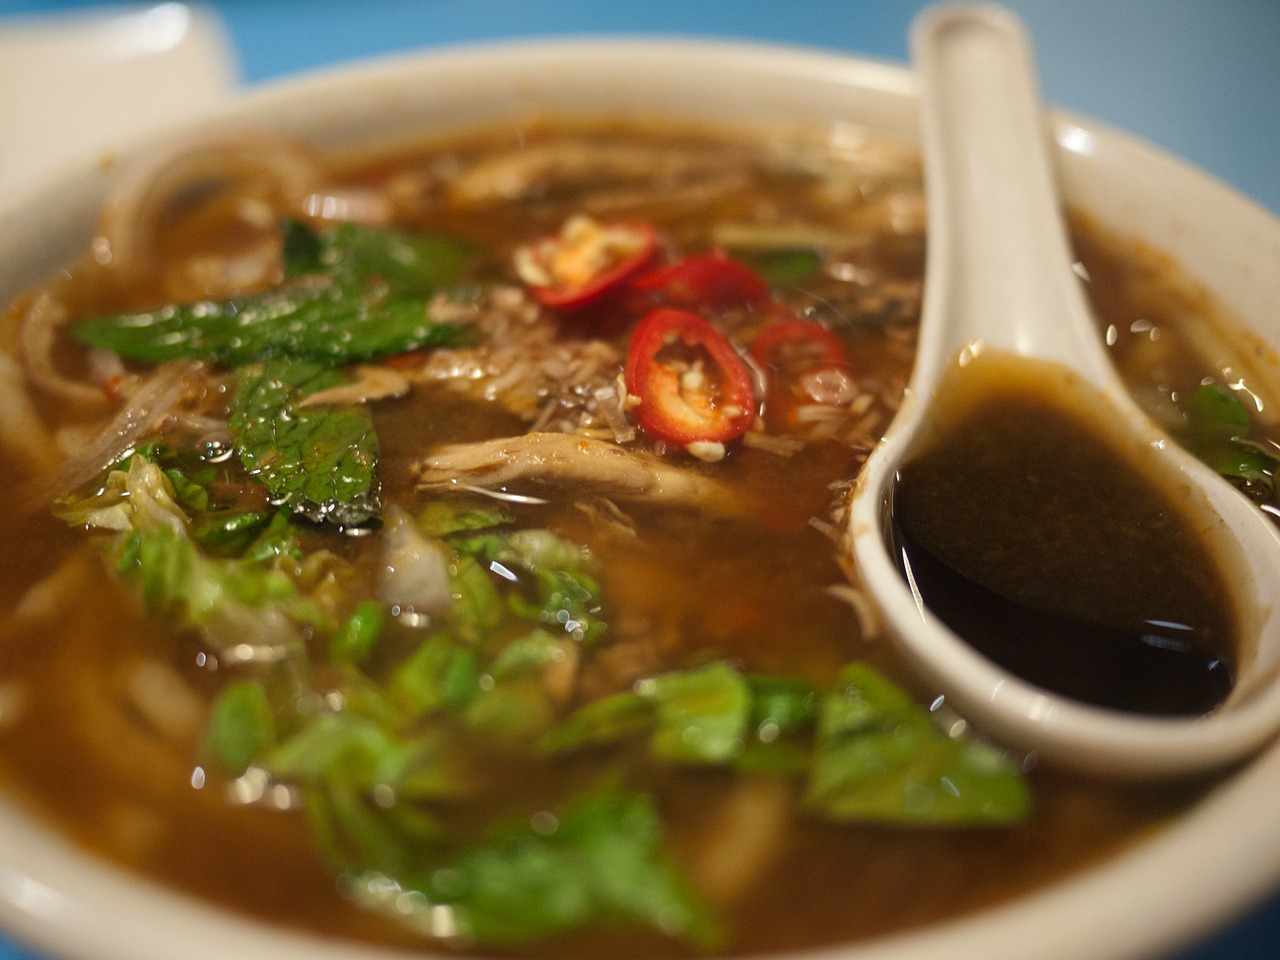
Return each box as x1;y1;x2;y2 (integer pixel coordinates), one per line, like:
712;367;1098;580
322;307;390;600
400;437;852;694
2;37;1279;960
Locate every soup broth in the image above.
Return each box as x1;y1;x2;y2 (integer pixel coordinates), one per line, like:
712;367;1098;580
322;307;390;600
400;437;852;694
0;120;1274;957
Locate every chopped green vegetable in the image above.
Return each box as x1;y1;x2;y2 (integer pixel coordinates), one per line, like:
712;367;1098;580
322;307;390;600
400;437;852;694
747;675;820;736
489;630;569;679
1180;383;1278;500
641;662;751;764
389;637;483;717
463;678;556;742
417;501;515;538
191;509;275;555
110;522;332;656
331;600;385;664
263;711;475;802
541;690;654;754
1187;382;1253;435
804;664;1030;824
545;660;1028;825
205;680;276;776
52;455;189;534
453;528;608;645
448;554;506;644
229;359;381;526
753;248;822;286
401;787;722;948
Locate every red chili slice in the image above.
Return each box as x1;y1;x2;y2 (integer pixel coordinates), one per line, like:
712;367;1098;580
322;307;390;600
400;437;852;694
749;318;848;372
749;317;851;427
514;216;658;309
624;308;757;445
630;250;771;311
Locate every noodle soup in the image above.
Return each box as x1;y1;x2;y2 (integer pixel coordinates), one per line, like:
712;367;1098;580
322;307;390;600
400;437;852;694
0;115;1275;958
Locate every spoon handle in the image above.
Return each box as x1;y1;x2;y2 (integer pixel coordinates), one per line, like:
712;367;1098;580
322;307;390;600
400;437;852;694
910;4;1115;386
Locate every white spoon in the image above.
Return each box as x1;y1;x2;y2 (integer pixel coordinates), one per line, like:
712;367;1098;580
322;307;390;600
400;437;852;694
849;3;1280;778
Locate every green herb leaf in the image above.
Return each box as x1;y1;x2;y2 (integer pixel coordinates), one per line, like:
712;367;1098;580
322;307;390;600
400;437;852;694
229;359;381;526
1186;383;1253;436
1181;383;1278;497
305;220;475;296
754;248;822;286
805;664;1030;824
641;662;751;764
541;690;654;754
73;284;466;368
411;787;721;948
205;680;276;776
331;600;385;664
74;221;473;368
389;636;483;717
418;501;515;538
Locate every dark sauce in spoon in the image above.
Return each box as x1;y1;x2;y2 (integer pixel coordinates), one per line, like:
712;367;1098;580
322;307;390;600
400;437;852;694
891;354;1237;716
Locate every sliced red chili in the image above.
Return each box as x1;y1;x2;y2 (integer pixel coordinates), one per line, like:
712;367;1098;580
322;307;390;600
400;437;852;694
749;317;851;427
630;250;771;311
624;308;757;445
749;318;848;372
514;216;658;309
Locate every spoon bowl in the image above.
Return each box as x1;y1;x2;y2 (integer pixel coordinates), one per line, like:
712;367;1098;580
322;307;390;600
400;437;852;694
849;3;1280;778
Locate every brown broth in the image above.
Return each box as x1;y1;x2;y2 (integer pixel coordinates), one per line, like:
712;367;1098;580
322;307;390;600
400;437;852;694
0;120;1270;957
892;354;1236;716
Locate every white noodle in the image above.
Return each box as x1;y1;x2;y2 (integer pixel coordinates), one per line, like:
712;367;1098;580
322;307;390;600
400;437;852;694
0;350;58;471
18;292;111;411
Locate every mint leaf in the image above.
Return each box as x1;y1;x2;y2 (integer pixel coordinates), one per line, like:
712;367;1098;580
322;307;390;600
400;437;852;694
74;284;464;367
304;220;475;296
230;359;381;526
73;221;473;368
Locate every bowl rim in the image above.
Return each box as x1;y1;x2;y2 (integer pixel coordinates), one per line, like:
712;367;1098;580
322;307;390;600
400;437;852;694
1;33;1279;960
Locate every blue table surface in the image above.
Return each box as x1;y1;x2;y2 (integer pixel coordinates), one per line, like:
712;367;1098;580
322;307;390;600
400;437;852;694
0;1;1278;958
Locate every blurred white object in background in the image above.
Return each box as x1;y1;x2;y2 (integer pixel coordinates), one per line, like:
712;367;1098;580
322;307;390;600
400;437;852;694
0;3;236;199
